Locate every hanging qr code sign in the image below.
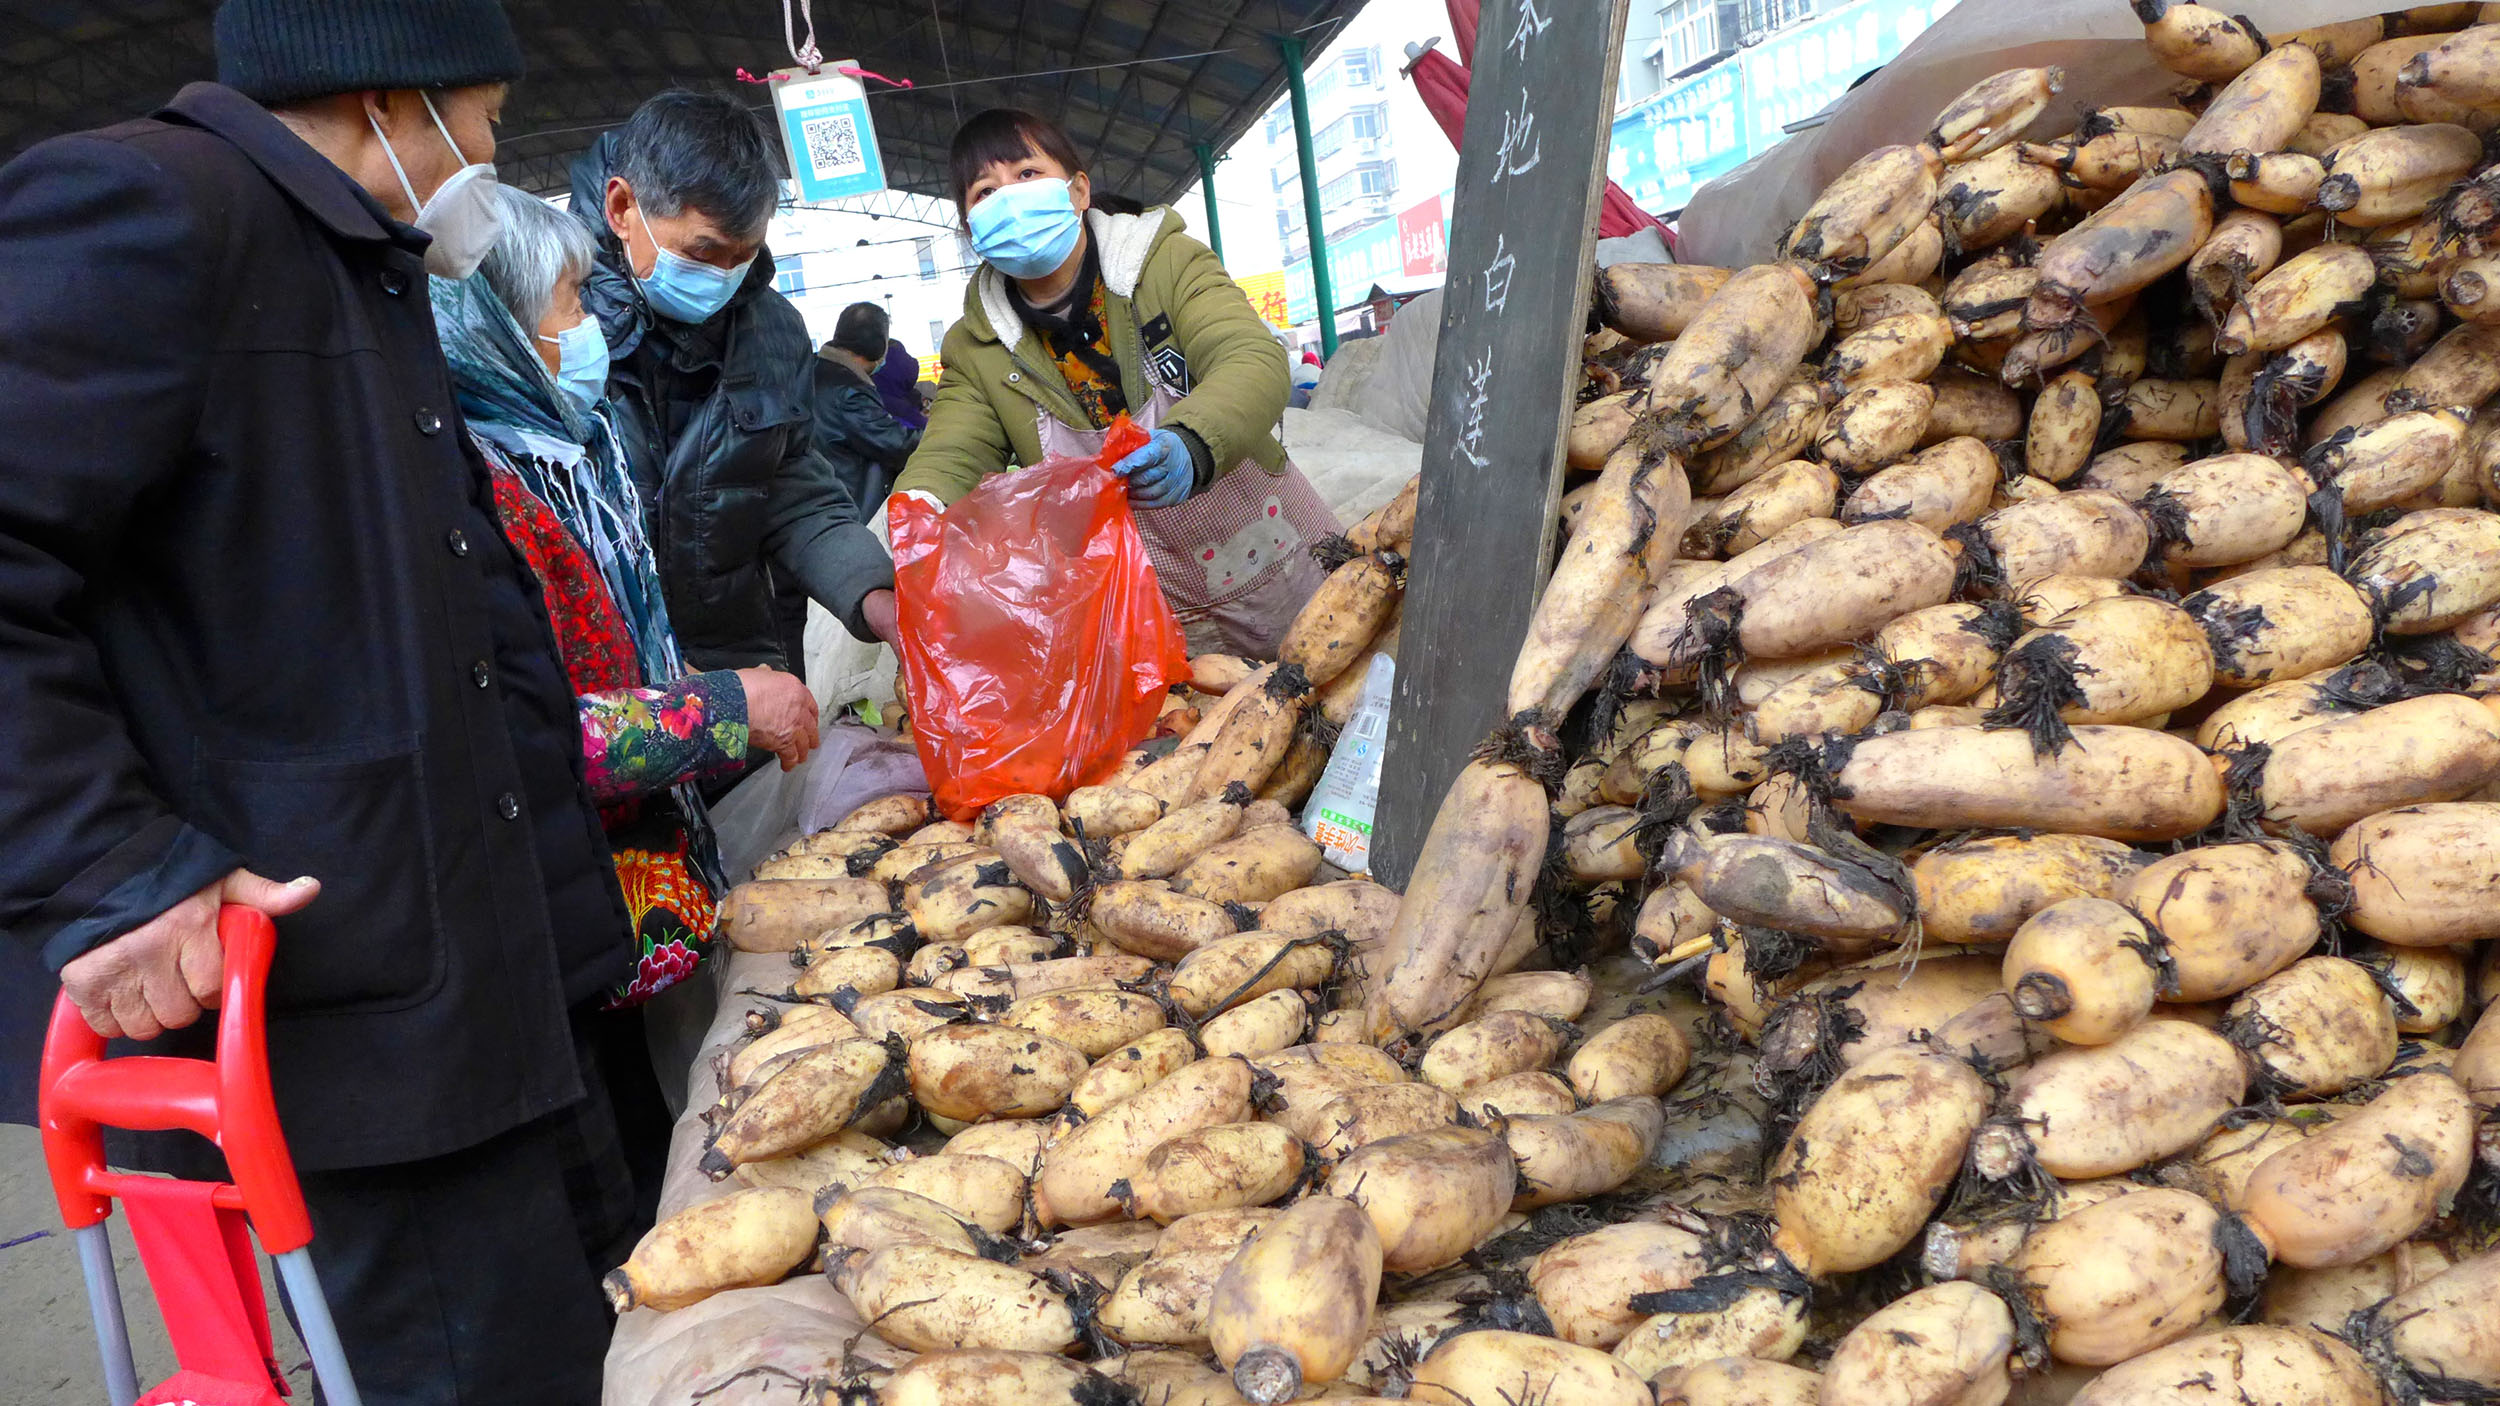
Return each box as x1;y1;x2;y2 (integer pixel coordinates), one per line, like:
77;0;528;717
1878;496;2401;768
771;63;888;202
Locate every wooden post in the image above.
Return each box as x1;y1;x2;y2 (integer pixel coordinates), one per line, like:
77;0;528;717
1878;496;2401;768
1369;0;1632;888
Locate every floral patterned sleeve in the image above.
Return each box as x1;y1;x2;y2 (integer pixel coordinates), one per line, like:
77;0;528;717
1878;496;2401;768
577;669;751;805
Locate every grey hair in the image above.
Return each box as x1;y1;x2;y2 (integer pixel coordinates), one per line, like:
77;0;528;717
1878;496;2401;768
612;89;783;238
479;184;597;331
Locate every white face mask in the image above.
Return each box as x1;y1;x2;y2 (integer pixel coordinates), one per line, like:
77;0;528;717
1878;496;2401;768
371;92;503;280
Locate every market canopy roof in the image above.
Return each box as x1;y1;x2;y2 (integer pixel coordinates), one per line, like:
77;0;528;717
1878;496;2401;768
0;0;1370;204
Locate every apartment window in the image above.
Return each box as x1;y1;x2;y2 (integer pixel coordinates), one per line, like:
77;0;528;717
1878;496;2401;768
1349;107;1384;140
914;238;937;280
1658;0;1720;77
1315;119;1346;160
1343;46;1376;85
774;267;805;296
1357;166;1393;197
1740;0;1815;39
928;320;945;351
1320;172;1355;208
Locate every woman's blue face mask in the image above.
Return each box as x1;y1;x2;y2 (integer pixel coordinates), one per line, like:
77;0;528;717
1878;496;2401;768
539;314;610;413
968;177;1084;281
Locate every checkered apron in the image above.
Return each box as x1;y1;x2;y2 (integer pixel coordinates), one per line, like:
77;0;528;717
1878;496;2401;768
1033;372;1338;658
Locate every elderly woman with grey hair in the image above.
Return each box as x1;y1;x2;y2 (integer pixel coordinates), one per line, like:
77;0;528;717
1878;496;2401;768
432;184;821;1011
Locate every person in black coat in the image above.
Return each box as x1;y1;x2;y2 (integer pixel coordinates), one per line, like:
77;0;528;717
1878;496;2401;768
812;302;922;511
567;94;899;676
0;2;640;1398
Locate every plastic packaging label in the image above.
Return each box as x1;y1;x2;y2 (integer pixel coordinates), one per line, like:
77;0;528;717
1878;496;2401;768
1302;654;1395;872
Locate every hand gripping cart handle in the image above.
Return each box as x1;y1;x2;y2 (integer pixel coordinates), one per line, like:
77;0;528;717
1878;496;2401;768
39;904;362;1406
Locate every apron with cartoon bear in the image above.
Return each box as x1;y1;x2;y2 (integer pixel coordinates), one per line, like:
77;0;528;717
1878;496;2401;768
1033;360;1338;660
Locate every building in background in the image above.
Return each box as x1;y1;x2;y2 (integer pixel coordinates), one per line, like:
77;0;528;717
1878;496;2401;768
1165;3;1462;357
1263;37;1459;350
1609;0;1961;217
765;196;973;380
1262;37;1453;349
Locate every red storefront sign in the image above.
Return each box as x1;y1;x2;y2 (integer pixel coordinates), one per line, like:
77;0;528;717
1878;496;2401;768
1398;194;1448;277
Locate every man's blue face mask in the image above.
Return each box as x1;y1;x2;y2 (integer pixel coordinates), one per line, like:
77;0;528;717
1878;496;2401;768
630;205;752;324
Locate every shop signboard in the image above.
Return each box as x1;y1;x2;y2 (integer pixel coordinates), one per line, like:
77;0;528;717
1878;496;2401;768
1235;271;1292;328
1737;0;1961;151
1398;193;1450;277
1606;62;1744;216
1283;217;1407;324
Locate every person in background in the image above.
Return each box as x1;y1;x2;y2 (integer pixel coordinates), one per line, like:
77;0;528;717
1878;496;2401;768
898;107;1337;657
435;185;827;1202
1290;348;1323;409
569;90;897;683
814;301;922;511
0;1;638;1396
874;337;929;430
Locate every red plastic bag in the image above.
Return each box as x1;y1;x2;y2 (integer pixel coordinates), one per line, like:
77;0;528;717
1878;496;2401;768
891;416;1191;820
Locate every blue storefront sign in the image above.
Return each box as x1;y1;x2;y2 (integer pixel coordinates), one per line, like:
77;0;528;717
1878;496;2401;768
1608;63;1746;217
1736;0;1963;152
1284;216;1408;326
1603;0;1959;219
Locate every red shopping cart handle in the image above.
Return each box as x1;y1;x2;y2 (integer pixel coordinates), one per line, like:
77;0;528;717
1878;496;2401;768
38;905;314;1254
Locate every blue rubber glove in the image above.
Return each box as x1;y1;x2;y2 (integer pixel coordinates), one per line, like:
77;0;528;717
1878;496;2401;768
1112;428;1195;510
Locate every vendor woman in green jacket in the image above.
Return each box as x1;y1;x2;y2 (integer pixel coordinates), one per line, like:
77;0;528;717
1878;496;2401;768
894;108;1339;657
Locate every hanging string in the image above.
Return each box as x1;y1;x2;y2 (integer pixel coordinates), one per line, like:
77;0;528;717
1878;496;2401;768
785;0;822;72
929;0;961;126
736;62;914;88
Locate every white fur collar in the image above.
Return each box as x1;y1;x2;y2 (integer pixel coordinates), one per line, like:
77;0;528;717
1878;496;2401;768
975;207;1170;351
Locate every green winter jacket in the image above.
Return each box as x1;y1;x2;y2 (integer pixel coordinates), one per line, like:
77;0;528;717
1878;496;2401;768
895;207;1290;503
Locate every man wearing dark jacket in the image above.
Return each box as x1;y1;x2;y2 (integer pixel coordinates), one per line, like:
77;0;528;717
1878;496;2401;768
0;2;638;1399
569;94;897;677
813;302;922;511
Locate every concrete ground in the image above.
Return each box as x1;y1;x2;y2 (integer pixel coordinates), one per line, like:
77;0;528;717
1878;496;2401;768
0;1122;312;1401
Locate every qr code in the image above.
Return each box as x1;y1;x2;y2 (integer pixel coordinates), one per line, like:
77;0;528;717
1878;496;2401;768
801;110;867;179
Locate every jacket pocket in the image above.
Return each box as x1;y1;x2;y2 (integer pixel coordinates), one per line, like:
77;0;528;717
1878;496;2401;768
195;739;447;1012
692;481;773;594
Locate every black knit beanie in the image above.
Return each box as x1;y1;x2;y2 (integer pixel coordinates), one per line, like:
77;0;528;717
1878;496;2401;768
215;0;526;106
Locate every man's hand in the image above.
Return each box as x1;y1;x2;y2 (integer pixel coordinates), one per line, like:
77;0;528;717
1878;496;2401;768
860;588;900;647
735;666;822;771
60;869;321;1041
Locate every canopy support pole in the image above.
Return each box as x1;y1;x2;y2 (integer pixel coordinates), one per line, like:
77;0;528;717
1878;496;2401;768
1193;143;1225;262
1277;34;1338;359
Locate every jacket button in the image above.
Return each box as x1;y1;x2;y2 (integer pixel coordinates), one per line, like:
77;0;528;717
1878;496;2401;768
471;661;491;689
380;269;408;296
497;792;521;821
446;529;469;557
415;408;444;436
1007;372;1020;383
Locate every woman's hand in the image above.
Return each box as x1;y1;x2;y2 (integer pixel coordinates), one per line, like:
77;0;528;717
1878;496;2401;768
735;666;822;770
1112;429;1196;509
